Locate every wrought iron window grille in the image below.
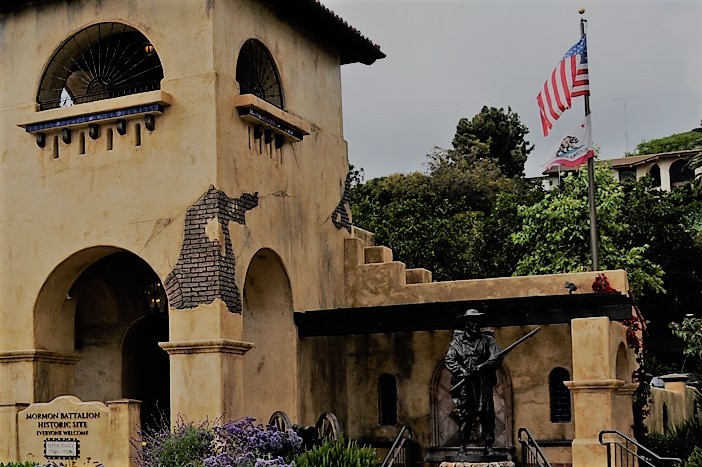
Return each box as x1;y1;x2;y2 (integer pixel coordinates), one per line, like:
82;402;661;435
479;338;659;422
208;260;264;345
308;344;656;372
37;23;164;111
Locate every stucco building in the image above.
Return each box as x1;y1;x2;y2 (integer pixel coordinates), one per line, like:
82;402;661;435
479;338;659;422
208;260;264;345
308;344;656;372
1;1;641;465
543;149;700;191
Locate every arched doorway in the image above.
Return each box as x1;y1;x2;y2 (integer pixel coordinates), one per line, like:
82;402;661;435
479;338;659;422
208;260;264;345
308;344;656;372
122;315;170;429
243;249;296;423
36;249;170;428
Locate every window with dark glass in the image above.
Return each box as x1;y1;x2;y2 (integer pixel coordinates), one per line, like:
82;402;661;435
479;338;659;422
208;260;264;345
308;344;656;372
618;168;636;182
378;373;398;426
549;367;571;423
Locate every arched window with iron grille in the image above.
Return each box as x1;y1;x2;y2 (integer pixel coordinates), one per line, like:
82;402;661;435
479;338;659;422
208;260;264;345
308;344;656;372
37;23;163;110
378;373;398;426
236;39;284;109
549;367;572;423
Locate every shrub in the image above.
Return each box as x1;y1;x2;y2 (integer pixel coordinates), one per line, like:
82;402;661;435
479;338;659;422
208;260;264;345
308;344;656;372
293;437;377;467
689;447;702;467
137;417;215;467
643;417;702;460
136;416;302;467
204;417;302;467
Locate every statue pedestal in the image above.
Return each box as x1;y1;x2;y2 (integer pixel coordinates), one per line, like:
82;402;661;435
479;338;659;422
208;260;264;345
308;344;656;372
439;459;514;467
440;462;514;467
439;448;515;466
439;456;514;467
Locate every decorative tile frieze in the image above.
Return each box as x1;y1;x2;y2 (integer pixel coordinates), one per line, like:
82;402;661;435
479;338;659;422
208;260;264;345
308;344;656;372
22;104;165;133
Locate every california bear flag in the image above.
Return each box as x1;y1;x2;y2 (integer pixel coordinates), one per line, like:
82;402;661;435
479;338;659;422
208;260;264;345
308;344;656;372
545;115;595;170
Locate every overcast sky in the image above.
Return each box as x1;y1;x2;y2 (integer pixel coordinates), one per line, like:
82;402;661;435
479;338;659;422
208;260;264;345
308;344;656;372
320;0;702;179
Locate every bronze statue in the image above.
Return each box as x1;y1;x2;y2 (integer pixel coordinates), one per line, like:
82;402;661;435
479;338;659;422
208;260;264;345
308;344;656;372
445;309;502;455
445;309;541;457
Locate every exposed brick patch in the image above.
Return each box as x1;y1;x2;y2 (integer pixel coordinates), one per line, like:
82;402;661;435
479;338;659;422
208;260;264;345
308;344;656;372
331;171;352;232
164;186;259;313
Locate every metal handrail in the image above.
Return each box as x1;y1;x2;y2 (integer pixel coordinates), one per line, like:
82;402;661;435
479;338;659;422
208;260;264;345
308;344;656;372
380;425;412;467
38;82;161;110
599;430;683;467
518;427;552;467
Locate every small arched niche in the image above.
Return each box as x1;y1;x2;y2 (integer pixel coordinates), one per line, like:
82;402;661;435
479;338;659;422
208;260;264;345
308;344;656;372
236;39;284;109
37;22;164;110
615;342;631;382
430;360;512;448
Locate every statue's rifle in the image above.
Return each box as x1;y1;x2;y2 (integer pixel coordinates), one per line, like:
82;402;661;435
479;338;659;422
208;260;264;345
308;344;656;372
449;327;541;392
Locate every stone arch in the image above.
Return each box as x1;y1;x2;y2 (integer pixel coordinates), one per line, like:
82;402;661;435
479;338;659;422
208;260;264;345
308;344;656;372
37;22;164;110
615;341;631;382
33;247;169;417
430;359;513;448
243;248;296;422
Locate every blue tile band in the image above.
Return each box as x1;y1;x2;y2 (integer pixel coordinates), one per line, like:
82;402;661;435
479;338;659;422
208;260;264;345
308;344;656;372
25;104;164;133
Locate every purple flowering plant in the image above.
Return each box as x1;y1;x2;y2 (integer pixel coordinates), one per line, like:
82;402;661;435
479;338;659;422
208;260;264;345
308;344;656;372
204;417;302;467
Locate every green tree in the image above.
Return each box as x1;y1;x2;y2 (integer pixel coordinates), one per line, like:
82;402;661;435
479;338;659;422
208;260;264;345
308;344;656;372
511;164;665;297
451;106;534;178
670;317;702;373
350;119;542;281
351;170;491;281
635;129;702;155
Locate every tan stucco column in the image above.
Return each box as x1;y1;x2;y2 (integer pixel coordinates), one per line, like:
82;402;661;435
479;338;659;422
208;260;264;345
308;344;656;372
568;317;633;467
566;379;623;466
159;300;253;423
0;403;29;461
106;399;141;467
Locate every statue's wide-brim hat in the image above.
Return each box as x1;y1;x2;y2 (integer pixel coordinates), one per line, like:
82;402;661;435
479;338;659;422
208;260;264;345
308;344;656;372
457;308;484;321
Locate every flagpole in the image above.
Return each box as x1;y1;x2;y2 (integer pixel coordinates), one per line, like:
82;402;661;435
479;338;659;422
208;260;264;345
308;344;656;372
581;13;599;271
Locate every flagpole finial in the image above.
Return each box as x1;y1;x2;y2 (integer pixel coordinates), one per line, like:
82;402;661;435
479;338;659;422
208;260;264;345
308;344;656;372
578;8;585;14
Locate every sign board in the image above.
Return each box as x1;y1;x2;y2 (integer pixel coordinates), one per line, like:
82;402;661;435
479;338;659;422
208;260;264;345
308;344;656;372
45;438;79;458
18;396;109;463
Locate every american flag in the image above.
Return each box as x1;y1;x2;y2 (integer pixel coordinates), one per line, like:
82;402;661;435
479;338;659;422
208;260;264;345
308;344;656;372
537;36;590;137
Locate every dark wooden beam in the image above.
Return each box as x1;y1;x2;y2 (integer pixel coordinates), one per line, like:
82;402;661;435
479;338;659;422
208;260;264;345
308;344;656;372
294;293;632;337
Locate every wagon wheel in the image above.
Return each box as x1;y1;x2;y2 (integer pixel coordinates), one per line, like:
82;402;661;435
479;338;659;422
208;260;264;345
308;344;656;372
315;412;340;441
268;411;292;432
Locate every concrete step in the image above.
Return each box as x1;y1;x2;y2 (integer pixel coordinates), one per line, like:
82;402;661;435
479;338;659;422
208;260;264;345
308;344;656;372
364;245;393;264
406;268;432;284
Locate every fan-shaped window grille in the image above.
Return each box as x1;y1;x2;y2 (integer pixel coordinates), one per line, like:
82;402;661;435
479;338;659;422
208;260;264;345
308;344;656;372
236;39;284;109
37;23;163;110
